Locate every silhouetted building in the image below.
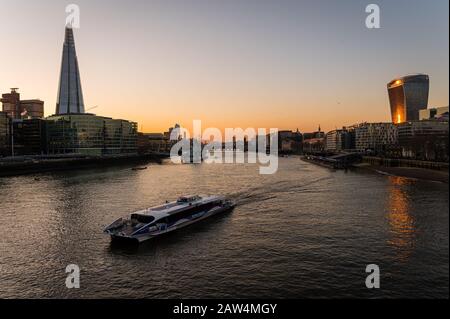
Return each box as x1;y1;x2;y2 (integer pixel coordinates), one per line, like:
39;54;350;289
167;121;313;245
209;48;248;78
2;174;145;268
388;74;429;123
302;138;325;154
1;88;44;119
325;128;355;152
278;130;303;154
303;125;324;140
397;120;449;162
138;132;174;154
56;27;85;114
11;119;47;156
0;112;8;156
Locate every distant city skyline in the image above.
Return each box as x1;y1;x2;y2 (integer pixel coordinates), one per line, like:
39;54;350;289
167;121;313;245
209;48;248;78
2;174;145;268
0;0;448;133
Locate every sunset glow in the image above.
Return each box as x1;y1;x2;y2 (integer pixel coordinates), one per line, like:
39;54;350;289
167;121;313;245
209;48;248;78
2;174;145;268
0;0;448;133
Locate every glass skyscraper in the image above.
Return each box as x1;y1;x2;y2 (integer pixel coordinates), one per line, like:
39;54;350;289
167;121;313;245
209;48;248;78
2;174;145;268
387;74;429;124
56;27;85;114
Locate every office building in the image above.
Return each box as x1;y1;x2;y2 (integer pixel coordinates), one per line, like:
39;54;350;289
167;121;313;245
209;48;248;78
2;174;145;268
387;74;429;123
0;112;9;156
419;106;449;121
46;114;137;156
355;123;398;153
138;133;174;154
11;119;47;156
56;27;85;114
325;128;355;152
397;120;449;161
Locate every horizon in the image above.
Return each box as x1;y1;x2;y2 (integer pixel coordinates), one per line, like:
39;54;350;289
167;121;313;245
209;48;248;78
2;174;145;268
0;0;448;133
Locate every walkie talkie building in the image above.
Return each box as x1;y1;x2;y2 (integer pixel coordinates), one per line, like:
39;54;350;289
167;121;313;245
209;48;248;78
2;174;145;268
56;27;85;115
387;74;429;124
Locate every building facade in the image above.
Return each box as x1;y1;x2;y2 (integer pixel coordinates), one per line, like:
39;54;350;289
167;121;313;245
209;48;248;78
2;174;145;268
302;138;325;154
137;133;174;154
387;74;429;123
46;114;137;156
355;123;398;153
325;129;355;152
397;120;449;162
303;126;324;140
0;112;9;156
419;106;449;121
19;100;45;118
278;130;303;154
1;88;44;119
11;119;47;156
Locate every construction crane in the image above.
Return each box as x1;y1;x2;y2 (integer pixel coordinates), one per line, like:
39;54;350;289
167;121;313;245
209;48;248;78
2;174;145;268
86;105;99;112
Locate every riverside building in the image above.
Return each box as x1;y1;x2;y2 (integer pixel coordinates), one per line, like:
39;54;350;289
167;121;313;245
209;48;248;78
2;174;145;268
46;114;138;156
0;112;8;156
355;123;398;153
397;120;449;161
325;128;355;152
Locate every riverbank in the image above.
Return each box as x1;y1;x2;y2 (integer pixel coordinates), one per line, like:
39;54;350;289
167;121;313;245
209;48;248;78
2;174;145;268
353;163;449;183
0;153;169;177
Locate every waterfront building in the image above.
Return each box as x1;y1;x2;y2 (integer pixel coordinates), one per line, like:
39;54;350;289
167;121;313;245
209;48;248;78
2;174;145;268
46;114;137;156
11;119;47;156
387;74;429;123
419;106;449;121
325;128;355;152
397;120;449;162
165;124;182;141
1;88;44;119
0;112;8;156
138;132;174;154
278;130;303;154
355;123;398;154
56;27;85;114
302;137;325;154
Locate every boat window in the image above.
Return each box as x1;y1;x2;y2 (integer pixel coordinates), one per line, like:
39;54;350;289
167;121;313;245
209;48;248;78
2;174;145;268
166;201;218;224
131;214;156;224
177;196;200;203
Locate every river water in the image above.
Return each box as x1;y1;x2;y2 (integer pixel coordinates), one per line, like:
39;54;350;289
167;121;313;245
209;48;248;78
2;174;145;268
0;157;448;298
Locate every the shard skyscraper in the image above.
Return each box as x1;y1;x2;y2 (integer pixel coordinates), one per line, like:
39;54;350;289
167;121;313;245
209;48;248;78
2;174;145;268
56;27;85;114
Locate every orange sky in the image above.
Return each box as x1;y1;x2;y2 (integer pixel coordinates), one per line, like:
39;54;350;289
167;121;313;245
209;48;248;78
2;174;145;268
0;0;448;133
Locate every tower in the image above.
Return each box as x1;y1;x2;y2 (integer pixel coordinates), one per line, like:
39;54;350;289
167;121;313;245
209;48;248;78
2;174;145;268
387;74;429;124
56;27;85;115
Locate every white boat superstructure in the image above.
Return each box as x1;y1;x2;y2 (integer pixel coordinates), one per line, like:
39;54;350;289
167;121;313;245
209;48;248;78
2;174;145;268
104;195;235;243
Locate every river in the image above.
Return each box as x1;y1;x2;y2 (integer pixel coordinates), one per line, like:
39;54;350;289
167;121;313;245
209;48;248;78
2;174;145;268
0;157;448;298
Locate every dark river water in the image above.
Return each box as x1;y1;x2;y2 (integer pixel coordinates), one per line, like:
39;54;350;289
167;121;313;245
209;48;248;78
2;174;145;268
0;157;448;298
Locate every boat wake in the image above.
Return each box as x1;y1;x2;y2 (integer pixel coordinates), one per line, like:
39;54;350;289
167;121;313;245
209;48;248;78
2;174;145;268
229;176;332;207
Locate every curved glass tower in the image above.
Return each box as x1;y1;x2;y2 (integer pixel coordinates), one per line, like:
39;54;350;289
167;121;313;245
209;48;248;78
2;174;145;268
56;27;85;115
387;74;429;124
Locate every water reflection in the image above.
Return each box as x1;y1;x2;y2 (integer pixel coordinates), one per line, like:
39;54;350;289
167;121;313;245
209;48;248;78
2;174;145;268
387;176;416;261
0;159;448;298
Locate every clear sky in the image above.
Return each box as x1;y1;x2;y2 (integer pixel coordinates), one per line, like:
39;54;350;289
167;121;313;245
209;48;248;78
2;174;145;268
0;0;448;133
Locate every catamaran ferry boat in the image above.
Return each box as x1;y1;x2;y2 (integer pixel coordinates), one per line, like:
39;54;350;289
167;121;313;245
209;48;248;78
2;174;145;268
104;195;235;243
